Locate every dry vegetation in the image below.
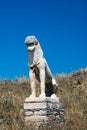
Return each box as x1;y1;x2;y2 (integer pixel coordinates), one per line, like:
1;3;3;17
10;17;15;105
0;68;87;130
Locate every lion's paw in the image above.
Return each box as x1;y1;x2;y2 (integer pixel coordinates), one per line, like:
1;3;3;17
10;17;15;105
39;93;46;98
29;94;36;99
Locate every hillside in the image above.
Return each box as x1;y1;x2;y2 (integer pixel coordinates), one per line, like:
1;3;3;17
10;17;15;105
0;68;87;130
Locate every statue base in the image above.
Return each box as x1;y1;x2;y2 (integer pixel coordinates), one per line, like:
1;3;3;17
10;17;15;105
24;97;64;128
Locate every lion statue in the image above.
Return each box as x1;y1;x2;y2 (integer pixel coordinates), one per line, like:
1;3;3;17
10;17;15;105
25;36;58;98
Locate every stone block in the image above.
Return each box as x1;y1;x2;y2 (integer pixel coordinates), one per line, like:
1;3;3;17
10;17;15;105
25;111;33;116
24;97;64;124
25;115;48;122
24;102;47;110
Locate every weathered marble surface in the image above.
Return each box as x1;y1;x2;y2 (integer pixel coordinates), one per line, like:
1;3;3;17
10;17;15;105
25;96;59;103
24;36;64;127
25;36;58;98
24;97;64;123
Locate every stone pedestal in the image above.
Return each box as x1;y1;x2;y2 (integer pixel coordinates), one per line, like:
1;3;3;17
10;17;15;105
24;97;64;127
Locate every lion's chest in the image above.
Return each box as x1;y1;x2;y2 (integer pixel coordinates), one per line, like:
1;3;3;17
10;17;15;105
28;45;43;66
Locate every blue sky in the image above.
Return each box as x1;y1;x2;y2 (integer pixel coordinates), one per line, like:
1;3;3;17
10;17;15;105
0;0;87;79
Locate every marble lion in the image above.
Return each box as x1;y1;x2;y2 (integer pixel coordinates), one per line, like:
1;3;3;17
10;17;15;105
25;36;57;98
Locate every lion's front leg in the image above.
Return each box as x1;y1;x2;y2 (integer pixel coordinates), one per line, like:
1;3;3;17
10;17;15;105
29;68;36;99
39;68;46;98
37;60;46;98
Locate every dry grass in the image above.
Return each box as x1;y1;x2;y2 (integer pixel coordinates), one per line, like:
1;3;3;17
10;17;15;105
0;68;87;130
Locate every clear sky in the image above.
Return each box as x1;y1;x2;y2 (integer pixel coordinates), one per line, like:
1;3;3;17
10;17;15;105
0;0;87;79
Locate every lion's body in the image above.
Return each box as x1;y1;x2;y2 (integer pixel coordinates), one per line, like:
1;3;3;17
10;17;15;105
25;36;57;98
